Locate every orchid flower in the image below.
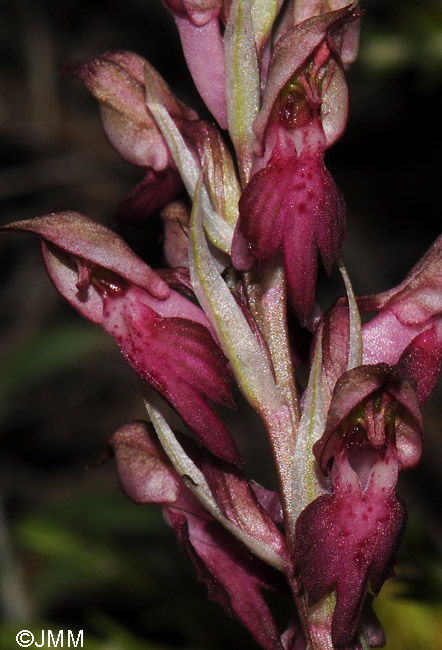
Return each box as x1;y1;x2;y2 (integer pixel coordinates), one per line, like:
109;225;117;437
1;2;439;650
232;4;360;324
291;242;442;647
64;51;197;225
1;212;241;466
108;419;288;650
294;363;421;648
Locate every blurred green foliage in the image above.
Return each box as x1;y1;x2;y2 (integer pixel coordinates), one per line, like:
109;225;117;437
360;3;442;87
0;323;109;406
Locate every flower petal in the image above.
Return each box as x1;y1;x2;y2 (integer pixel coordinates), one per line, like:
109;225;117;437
110;419;284;650
314;363;423;473
398;323;442;405
234;125;345;324
294;448;406;649
0;212;170;306
103;286;239;465
253;5;359;154
233;147;293;272
65;50;196;168
360;236;442;403
109;420;180;503
172;14;228;127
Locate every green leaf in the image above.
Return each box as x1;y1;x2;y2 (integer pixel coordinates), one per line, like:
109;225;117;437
144;63;234;253
189;176;282;413
250;0;280;54
224;0;260;182
291;326;327;525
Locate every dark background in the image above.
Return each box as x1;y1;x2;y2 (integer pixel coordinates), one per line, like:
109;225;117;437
1;1;441;648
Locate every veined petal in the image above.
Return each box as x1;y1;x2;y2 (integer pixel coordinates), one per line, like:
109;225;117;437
0;212;170;305
65;50;196;169
233;146;294;272
103;286;239;465
0;213;240;464
294;447;406;650
234;125;345;324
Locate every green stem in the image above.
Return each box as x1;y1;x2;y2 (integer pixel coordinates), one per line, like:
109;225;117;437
243;259;300;524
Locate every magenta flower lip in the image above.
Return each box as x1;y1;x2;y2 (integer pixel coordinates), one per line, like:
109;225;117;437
1;212;241;467
294;445;406;649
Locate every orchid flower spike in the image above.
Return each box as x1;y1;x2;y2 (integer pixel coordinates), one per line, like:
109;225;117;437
1;3;440;650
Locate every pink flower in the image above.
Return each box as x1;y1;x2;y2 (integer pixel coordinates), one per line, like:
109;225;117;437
292;234;442;647
295;444;405;649
320;234;442;405
109;420;288;650
295;364;422;648
360;234;442;404
1;212;240;466
64;51;196;225
232;6;360;324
